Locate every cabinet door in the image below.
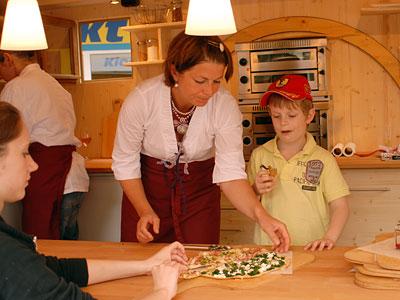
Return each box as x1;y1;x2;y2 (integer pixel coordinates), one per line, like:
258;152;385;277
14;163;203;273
220;192;255;245
337;169;400;246
37;15;79;83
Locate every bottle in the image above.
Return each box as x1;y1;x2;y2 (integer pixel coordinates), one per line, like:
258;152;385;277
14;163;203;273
395;220;400;249
146;39;158;61
171;0;183;22
136;41;147;61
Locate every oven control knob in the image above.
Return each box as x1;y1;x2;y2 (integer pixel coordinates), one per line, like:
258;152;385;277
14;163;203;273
242;119;251;128
243;136;251;145
240;76;249;84
239;58;248;66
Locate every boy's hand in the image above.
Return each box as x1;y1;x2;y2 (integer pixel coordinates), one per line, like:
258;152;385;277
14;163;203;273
304;238;335;251
253;170;276;195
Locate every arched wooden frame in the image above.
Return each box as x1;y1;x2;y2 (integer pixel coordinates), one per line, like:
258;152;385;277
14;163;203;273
224;16;400;89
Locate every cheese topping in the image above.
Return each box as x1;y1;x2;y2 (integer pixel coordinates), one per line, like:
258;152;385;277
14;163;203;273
183;248;288;279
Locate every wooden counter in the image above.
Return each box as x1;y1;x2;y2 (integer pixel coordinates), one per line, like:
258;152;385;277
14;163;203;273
335;155;400;169
36;240;399;300
85;158;113;172
85;156;400;172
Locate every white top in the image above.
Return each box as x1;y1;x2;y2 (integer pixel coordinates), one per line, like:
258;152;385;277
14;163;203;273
112;74;246;184
0;63;89;193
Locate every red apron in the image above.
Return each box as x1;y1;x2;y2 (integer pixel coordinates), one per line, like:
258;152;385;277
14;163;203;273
121;154;221;243
22;142;74;239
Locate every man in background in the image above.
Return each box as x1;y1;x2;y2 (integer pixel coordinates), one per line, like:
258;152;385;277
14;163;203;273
0;50;89;240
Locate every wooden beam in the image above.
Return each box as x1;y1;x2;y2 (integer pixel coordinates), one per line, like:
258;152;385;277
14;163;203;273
38;0;107;10
224;16;400;90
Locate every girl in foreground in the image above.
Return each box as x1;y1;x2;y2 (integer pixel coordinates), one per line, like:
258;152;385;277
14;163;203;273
0;101;187;300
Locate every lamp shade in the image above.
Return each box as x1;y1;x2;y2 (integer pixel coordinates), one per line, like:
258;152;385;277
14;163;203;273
185;0;237;36
1;0;48;50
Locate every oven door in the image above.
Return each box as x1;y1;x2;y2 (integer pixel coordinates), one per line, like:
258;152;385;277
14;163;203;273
253;133;275;149
243;133;275;161
250;48;318;72
252;112;274;133
251;70;319;93
252;110;320;132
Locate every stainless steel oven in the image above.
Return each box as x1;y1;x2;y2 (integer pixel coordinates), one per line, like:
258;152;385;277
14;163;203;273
235;38;328;104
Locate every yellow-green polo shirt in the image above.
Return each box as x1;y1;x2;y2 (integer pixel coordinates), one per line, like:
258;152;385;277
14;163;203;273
247;132;350;246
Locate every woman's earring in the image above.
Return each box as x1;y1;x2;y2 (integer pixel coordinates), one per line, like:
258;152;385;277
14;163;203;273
174;82;179;88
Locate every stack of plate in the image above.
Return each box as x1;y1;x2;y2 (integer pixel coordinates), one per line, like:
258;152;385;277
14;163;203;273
344;236;400;290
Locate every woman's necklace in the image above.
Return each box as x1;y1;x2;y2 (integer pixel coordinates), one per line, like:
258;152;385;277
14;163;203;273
171;97;196;135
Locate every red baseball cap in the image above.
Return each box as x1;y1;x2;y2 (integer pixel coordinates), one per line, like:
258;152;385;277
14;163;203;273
259;75;313;107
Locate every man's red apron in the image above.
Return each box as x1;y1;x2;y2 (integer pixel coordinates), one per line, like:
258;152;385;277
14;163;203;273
121;154;221;243
22;142;74;239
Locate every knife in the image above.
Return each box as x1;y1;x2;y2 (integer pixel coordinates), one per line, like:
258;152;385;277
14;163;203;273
184;244;232;251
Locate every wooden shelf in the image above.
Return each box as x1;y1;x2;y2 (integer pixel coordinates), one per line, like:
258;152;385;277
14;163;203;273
51;74;80;84
123;59;164;67
121;21;185;67
121;21;186;32
361;3;400;15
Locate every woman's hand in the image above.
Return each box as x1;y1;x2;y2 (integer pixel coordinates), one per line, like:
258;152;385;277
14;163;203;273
258;214;290;253
304;238;335;251
136;210;160;243
253;170;276;196
151;261;182;300
145;241;188;271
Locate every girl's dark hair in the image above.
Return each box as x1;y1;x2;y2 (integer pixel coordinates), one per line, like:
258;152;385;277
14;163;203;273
0;101;22;156
0;50;35;62
164;31;233;87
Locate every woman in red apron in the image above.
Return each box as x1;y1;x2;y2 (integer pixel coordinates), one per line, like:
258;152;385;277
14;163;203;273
113;31;290;252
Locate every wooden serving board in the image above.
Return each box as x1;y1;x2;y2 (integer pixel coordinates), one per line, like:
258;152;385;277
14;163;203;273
344;234;400;270
355;271;400;290
377;254;400;271
358;264;400;278
101;98;123;158
177;251;315;294
344;247;376;265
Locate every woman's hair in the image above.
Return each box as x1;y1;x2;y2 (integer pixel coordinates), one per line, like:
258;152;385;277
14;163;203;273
0;101;23;156
164;31;233;87
267;93;313;117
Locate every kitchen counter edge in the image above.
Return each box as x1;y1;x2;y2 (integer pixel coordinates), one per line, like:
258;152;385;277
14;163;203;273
85;156;400;173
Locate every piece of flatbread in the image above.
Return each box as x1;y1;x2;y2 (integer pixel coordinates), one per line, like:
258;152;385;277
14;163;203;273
181;248;290;280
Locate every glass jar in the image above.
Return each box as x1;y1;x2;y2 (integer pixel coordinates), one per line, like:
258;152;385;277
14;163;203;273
136;41;147;61
146;39;158;61
171;0;183;22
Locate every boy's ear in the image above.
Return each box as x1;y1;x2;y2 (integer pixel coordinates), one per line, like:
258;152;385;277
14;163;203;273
306;108;316;124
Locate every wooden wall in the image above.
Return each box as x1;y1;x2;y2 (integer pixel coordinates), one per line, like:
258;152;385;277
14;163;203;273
36;0;400;157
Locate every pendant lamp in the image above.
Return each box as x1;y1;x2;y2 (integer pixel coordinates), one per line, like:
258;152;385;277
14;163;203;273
185;0;237;36
1;0;48;50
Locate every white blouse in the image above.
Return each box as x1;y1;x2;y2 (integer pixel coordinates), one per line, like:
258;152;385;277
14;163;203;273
112;74;246;184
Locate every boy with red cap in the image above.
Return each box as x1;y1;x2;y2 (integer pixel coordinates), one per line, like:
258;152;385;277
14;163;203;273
247;75;350;250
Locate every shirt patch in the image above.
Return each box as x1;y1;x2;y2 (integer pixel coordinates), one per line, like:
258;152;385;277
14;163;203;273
302;185;317;191
305;160;324;185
